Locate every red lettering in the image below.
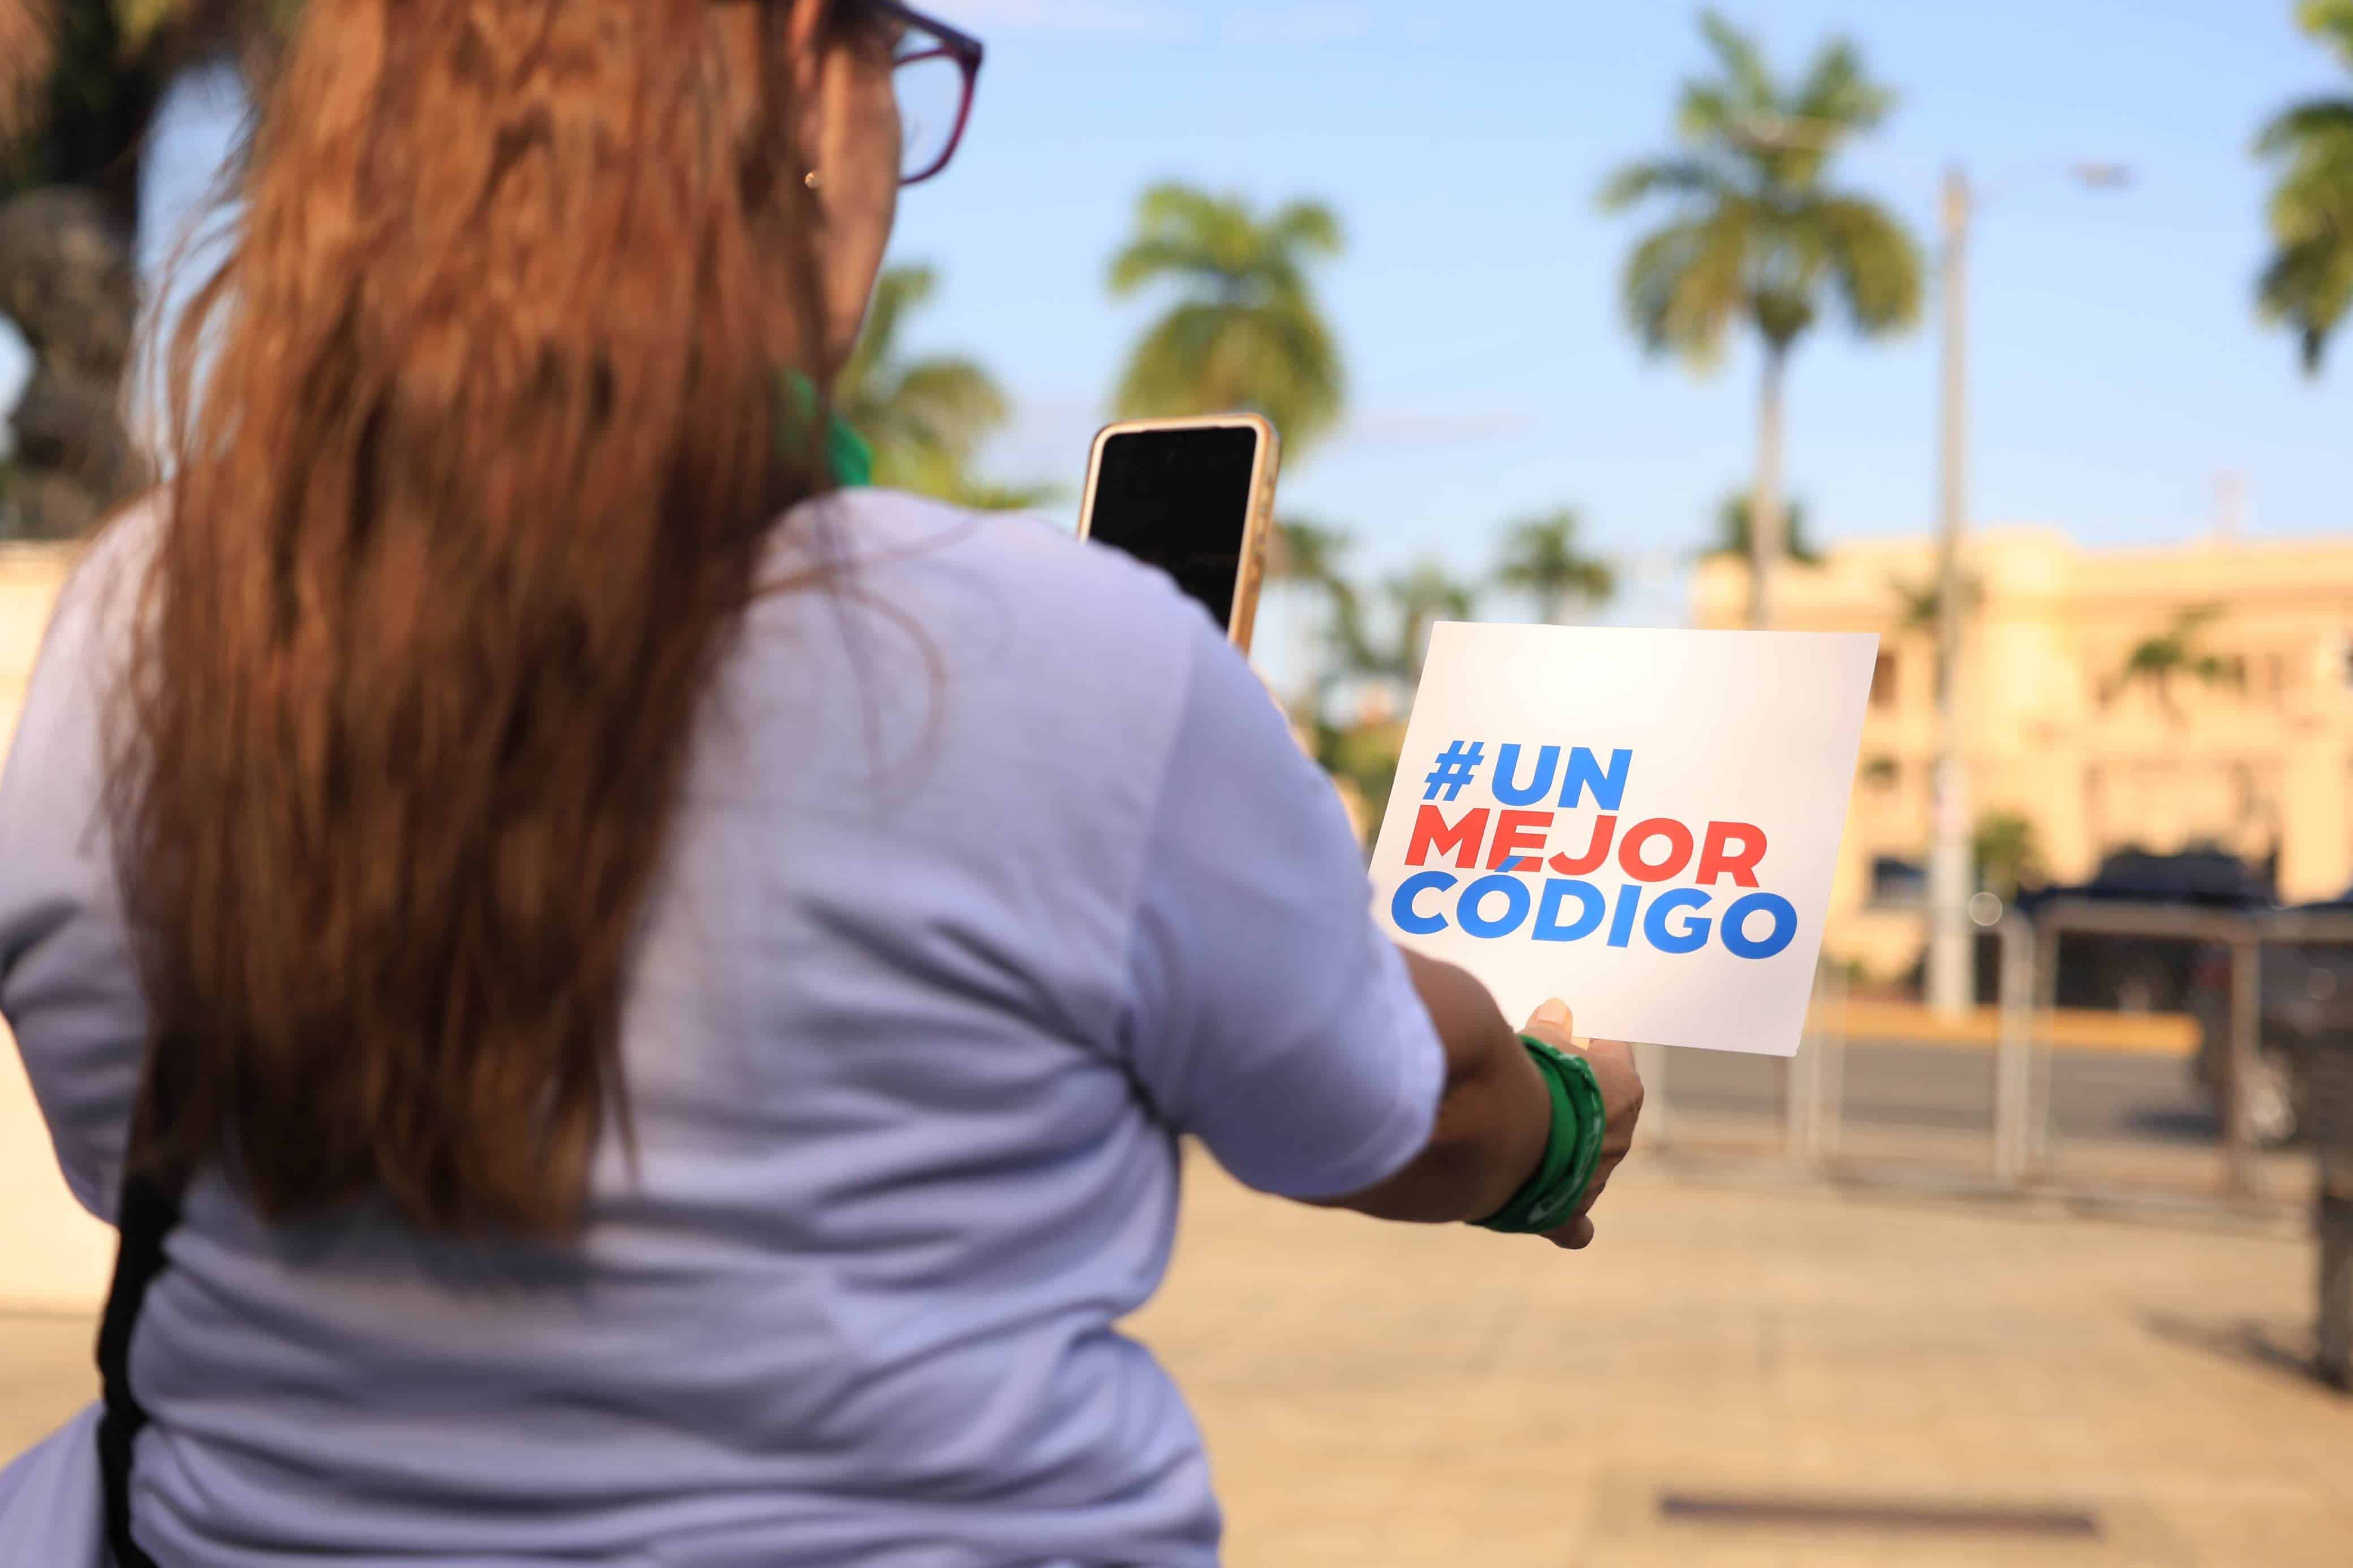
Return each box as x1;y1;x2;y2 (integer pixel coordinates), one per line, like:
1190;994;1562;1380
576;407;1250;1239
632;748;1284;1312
1618;818;1696;883
1548;814;1617;875
1696;821;1768;887
1407;805;1489;869
1488;810;1554;870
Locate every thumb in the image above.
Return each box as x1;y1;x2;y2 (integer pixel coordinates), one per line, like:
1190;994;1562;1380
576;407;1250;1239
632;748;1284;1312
1524;998;1573;1037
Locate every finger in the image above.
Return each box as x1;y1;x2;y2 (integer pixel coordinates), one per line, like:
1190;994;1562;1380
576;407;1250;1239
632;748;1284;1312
1547;1215;1596;1249
1523;998;1574;1041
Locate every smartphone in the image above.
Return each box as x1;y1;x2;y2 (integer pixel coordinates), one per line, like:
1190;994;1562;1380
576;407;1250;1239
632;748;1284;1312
1078;413;1281;653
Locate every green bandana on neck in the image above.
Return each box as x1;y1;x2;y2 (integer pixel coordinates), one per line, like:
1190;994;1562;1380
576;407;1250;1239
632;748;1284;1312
779;370;873;490
825;409;873;490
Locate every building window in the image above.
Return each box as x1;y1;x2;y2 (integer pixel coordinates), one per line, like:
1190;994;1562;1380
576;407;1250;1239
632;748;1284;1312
1871;653;1898;709
1870;856;1926;908
1861;755;1900;792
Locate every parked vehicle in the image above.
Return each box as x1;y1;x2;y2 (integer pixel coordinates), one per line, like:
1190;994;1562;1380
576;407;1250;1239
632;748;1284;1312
2013;848;2273;1013
2002;848;2320;1146
2188;889;2353;1148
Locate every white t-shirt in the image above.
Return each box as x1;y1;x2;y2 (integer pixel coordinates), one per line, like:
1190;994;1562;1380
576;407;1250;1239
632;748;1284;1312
0;490;1444;1567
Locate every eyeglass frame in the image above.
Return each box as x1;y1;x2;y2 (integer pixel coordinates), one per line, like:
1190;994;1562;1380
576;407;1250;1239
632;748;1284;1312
710;0;984;185
869;0;984;185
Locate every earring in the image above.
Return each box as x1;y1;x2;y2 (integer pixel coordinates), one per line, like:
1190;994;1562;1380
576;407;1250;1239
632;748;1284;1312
803;170;821;191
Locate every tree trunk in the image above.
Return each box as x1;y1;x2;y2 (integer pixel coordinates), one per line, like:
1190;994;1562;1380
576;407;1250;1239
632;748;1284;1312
0;187;145;540
1748;345;1789;630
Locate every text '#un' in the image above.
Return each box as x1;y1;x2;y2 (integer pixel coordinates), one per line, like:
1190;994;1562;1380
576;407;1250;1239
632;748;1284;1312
1395;741;1798;961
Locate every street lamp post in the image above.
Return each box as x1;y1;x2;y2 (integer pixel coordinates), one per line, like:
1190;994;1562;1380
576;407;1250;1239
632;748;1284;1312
1925;167;1974;1018
1923;161;2129;1019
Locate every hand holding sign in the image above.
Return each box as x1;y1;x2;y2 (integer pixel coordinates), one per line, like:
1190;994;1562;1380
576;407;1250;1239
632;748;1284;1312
1519;999;1643;1249
1371;624;1877;1058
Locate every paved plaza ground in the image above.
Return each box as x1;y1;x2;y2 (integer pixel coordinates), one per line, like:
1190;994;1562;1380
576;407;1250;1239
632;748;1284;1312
5;1154;2347;1566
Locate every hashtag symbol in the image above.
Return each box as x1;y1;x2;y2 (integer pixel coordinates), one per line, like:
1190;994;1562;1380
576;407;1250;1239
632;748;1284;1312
1422;740;1485;802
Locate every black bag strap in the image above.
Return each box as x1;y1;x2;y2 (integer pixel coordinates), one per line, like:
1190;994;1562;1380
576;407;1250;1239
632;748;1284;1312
93;1070;183;1568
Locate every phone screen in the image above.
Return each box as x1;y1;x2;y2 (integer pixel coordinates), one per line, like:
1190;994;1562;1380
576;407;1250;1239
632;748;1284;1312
1084;425;1260;630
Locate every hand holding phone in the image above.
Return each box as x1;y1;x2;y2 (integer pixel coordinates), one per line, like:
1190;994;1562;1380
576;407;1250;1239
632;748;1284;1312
1078;414;1281;654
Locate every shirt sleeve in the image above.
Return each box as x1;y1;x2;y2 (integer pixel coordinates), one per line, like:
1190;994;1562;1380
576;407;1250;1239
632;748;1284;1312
0;512;157;1221
1119;617;1445;1200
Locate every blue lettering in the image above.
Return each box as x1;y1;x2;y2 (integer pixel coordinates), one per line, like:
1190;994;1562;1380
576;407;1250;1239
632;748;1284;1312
1606;883;1643;948
1491;744;1560;807
1722;892;1798;960
1458;874;1533;938
1644;888;1713;954
1393;871;1456;936
1533;879;1606;941
1559;747;1632;811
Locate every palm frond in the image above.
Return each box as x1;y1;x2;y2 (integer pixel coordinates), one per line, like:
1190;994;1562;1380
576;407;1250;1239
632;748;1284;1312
1494;508;1615;620
2299;0;2353;72
1268;198;1343;258
889;356;1010;442
1597;155;1730;211
1600;14;1917;380
2259;11;2353;367
1674;81;1738;145
2111;605;2244;722
1794;37;1895;135
1619;207;1752;365
838;264;938;403
2254;95;2353;158
1697;10;1774;117
1272;517;1354;585
1108;184;1348;456
834;260;1045;506
1384;560;1478;676
1107;235;1221;296
2257;233;2353;370
1887;571;1981;631
945;476;1062;513
1816;193;1925;333
1716;492;1821;564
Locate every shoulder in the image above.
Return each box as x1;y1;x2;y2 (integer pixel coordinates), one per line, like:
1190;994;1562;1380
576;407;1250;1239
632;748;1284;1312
764;488;1230;696
24;494;164;673
4;494;163;755
777;488;1200;619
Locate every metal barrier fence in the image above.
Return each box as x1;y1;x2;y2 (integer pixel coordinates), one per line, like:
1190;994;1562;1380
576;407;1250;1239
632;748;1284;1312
1637;902;2353;1385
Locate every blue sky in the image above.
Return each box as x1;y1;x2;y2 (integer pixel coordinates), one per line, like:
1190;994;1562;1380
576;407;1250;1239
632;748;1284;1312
5;1;2347;633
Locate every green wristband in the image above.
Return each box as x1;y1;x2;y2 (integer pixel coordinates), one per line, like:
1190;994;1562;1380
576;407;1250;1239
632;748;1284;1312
1545;1045;1609;1229
1473;1043;1578;1233
1473;1037;1609;1235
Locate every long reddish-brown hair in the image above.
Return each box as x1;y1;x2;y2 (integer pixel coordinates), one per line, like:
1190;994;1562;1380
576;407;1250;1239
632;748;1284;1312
107;0;842;1237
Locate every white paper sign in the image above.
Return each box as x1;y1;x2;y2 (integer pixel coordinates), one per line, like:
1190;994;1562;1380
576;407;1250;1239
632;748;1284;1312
1369;623;1878;1057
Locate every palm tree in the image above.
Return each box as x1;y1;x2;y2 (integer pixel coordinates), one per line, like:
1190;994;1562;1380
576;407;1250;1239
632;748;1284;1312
1106;183;1346;457
1494;508;1615;624
1269;517;1372;717
1598;11;1921;628
1270;518;1368;658
1972;810;2044;901
834;264;1053;512
1890;571;1980;634
1707;489;1821;565
2255;1;2353;370
1;1;287;538
2105;606;2247;719
1382;560;1477;684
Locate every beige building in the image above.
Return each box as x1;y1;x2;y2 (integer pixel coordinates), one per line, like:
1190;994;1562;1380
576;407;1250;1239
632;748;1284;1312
1695;527;2353;982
